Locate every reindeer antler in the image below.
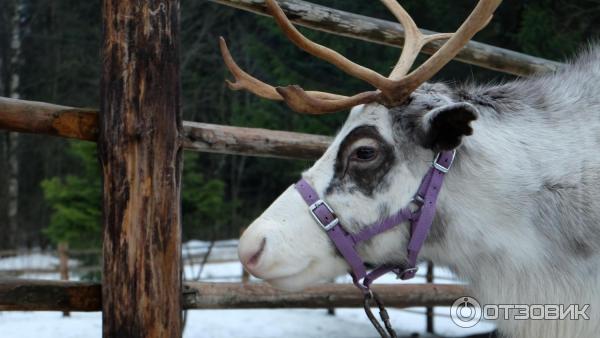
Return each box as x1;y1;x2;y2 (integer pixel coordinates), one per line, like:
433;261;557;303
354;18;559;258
219;38;380;114
221;0;502;114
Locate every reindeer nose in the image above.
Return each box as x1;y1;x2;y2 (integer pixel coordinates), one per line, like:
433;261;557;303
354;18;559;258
238;233;267;273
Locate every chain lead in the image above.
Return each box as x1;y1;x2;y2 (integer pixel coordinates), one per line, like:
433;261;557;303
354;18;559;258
363;290;398;338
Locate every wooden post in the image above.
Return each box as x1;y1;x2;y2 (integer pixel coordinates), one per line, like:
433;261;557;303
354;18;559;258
240;227;250;284
241;267;250;284
326;278;335;316
58;242;70;317
241;266;250;283
426;261;434;334
99;1;182;337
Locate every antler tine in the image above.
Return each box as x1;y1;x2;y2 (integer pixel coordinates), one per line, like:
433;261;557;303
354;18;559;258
264;0;391;90
220;0;502;114
387;0;502;103
380;0;424;79
265;0;500;105
220;37;378;114
219;37;283;101
381;0;455;79
277;86;380;114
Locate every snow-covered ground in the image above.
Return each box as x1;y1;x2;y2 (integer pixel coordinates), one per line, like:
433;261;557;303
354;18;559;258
0;240;496;338
0;251;79;270
0;307;492;338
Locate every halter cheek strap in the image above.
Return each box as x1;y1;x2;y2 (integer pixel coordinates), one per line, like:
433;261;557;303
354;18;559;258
294;150;455;290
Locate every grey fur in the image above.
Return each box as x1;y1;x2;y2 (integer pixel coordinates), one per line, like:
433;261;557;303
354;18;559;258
439;44;600;255
244;44;600;338
401;45;600;337
332;45;600;337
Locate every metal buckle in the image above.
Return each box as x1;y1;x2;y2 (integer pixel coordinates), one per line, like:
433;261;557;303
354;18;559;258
432;150;456;173
309;199;339;231
412;194;424;206
396;267;418;279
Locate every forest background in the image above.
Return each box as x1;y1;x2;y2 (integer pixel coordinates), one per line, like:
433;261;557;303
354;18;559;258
0;0;597;250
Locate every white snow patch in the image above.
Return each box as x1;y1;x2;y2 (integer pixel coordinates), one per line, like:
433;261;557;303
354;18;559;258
0;252;79;270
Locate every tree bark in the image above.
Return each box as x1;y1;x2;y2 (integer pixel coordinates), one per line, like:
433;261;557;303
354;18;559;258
1;17;10;243
0;35;4;97
99;1;183;337
7;0;23;248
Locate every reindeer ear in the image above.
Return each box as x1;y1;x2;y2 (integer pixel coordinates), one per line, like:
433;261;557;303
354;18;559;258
421;102;479;151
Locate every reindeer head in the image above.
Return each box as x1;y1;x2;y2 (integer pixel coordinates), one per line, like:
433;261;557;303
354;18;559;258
224;0;501;291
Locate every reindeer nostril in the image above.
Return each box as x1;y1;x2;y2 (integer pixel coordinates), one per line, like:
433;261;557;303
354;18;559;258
247;237;266;267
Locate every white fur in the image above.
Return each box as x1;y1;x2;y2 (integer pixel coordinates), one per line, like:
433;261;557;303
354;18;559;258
239;47;600;337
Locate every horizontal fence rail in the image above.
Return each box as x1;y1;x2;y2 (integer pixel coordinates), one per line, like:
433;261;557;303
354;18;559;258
0;97;331;160
210;0;563;76
0;279;467;311
183;282;467;309
0;242;239;257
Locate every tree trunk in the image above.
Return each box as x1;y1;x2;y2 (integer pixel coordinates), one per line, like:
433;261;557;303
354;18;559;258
7;0;23;248
0;9;6;250
0;134;5;249
0;37;4;97
99;1;183;337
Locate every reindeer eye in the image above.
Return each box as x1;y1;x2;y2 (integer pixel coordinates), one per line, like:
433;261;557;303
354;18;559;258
352;146;378;162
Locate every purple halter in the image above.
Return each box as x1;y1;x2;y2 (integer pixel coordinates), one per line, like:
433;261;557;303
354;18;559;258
294;150;455;291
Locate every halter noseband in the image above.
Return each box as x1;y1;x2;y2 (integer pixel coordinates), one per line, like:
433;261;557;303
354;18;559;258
294;150;455;337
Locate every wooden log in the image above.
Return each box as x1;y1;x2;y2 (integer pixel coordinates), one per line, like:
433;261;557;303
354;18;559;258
0;279;469;311
0;268;65;275
240;227;250;284
184;282;467;309
0;97;97;141
100;1;183;337
0;97;332;160
210;0;562;76
0;279;101;311
0;266;104;276
183;121;331;160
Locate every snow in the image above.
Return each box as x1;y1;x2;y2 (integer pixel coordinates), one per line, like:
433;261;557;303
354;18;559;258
0;308;494;338
0;312;102;338
0;252;79;270
183;240;239;260
0;240;496;337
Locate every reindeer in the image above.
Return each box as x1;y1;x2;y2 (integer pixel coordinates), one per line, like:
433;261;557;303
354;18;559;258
222;1;600;337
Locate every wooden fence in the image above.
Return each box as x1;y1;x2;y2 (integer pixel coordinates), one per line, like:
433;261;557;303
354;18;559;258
0;279;466;311
0;0;557;337
0;244;457;283
0;97;331;160
211;0;563;76
0;242;238;277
